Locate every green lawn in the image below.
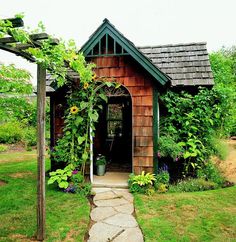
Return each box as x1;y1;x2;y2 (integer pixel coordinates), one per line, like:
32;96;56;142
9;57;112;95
0;151;90;241
135;187;236;242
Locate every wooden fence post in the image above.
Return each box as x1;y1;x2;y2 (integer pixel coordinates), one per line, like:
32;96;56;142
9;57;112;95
36;64;46;241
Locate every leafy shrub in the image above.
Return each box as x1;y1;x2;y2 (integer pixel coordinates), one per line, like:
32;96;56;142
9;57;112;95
197;161;225;186
168;178;218;193
75;183;92;196
49;166;92;196
159;87;233;176
71;170;84;184
0;144;8;153
156;183;168;193
128;171;156;195
23;126;37;147
158;135;184;160
0;121;24;144
0;96;36;124
48;164;74;189
65;182;92;196
210;49;236;137
155;170;170;185
154;170;170;193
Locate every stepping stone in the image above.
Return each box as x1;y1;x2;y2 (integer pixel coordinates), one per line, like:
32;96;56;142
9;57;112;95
90;207;117;222
92;187;112;194
88;222;123;242
113;189;134;203
88;187;144;241
114;203;134;214
94;191;119;201
94;197;129;207
113;228;144;242
103;213;138;228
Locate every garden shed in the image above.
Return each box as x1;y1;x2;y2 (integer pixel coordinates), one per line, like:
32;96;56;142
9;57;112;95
47;19;214;181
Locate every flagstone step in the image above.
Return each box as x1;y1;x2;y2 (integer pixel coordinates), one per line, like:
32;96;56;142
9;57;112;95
88;187;144;242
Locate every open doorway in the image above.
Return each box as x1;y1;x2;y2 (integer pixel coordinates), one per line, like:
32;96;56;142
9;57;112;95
93;86;132;174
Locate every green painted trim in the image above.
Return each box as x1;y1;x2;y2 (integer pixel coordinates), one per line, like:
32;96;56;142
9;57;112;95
80;19;171;86
153;87;158;174
105;33;108;54
87;53;129;57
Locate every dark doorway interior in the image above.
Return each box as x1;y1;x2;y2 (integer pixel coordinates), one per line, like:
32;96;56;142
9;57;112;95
94;93;132;173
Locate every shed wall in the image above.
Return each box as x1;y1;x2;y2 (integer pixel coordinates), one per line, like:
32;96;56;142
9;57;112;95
90;55;154;173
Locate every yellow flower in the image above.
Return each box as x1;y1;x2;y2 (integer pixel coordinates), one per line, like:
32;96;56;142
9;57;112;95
83;82;89;89
92;73;96;80
70;106;79;114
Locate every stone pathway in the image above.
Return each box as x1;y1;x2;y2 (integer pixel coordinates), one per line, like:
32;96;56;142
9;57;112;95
88;188;144;242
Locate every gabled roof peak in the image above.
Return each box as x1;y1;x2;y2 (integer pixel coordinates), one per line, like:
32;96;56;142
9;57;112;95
81;19;171;86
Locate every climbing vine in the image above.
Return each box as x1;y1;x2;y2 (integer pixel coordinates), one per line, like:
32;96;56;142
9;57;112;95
0;14;115;190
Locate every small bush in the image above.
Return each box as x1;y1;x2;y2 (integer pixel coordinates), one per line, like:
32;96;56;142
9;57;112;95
23;126;37;147
158;135;184;160
168;178;218;193
0;121;24;144
155;170;170;185
128;172;156;195
0;144;8;153
154;170;170;193
197;161;225;186
65;182;92;196
156;183;168;193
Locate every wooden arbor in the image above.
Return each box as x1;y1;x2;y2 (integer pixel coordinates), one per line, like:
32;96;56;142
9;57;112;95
0;18;79;241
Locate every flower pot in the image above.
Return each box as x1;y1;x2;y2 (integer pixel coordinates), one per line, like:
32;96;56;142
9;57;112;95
97;164;106;176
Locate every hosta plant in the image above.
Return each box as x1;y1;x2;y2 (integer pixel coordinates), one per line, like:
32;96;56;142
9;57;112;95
48;164;74;189
128;171;156;195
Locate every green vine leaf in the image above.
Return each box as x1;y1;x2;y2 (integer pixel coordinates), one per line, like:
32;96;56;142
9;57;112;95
77;136;85;145
75;116;83;126
89;112;98;122
82;152;88;161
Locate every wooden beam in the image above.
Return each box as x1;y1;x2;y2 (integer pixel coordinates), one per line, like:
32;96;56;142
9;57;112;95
0;43;35;62
0;33;50;44
36;64;46;241
3;18;24;28
15;38;59;50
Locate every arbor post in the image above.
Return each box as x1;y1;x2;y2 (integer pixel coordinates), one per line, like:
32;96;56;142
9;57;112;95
36;64;46;241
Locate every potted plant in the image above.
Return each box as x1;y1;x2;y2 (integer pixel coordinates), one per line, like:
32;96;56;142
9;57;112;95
96;154;106;176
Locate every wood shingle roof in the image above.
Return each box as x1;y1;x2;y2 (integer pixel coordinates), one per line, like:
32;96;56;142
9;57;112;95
46;20;214;92
138;42;214;86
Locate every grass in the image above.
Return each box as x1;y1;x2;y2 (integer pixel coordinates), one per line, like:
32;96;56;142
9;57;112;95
0;150;90;241
0;150;37;163
134;187;236;242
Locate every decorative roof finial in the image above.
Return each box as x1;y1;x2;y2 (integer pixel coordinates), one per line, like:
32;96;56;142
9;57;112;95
103;18;110;23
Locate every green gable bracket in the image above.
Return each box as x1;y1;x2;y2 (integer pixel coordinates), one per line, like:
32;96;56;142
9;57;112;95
80;19;171;86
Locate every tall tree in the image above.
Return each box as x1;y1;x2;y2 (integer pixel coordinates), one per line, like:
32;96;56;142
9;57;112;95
0;64;32;94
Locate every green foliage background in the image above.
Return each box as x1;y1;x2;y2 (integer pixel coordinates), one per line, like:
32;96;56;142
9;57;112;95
0;63;39;147
159;46;236;177
210;47;236;136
